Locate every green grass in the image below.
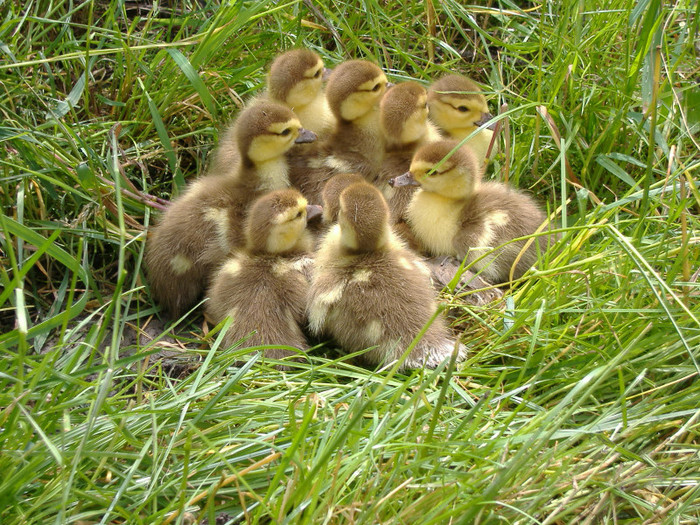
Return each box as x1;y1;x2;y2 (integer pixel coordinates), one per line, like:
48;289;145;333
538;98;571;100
1;0;699;523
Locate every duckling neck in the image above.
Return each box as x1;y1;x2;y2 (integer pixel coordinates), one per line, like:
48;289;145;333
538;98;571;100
352;107;382;134
293;94;333;136
253;157;290;191
448;124;478;140
321;224;389;259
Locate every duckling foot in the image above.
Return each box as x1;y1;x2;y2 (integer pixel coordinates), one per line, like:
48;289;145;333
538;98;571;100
403;340;466;370
424;256;503;306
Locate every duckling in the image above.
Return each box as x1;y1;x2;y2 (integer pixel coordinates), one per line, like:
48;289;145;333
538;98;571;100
378;81;442;225
427;74;495;166
307;182;465;370
206;189;316;364
391;140;551;284
267;48;335;137
289;59;389;203
146;101;316;318
208;49;333;175
320;174;497;302
320;172;366;225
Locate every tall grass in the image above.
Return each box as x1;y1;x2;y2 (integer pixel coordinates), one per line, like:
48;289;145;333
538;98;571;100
1;0;698;523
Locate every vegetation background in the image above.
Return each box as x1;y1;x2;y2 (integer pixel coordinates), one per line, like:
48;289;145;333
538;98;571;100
1;0;699;523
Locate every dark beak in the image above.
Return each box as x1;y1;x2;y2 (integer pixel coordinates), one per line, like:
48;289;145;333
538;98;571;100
476;112;496;130
388;171;420;188
295;128;317;144
322;67;333;81
386;81;395;89
306;204;323;222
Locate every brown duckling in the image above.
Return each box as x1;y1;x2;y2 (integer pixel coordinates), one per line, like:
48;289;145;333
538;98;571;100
289;59;389;203
208;49;333;175
320;172;366;225
267;48;335;137
307;182;465;370
391;140;551;284
427;74;495;166
378;81;442;225
206;189;318;365
145;101;316;318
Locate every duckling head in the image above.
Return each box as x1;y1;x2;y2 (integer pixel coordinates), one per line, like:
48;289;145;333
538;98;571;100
326;60;388;122
268;49;325;109
245;188;316;255
428;75;492;136
391;140;482;199
320;172;366;224
380;81;430;147
235;101;317;166
337;182;390;252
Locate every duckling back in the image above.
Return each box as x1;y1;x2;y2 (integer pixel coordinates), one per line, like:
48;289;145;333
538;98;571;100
308;182;464;370
452;181;550;282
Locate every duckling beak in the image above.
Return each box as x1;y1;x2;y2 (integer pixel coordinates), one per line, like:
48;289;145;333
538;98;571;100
386;81;395;89
322;67;333;81
388;171;420;188
295;128;318;144
476;112;496;130
306;204;323;222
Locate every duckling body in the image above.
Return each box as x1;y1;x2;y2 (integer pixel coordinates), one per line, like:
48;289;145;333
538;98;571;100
307;182;464;370
428;75;495;166
396;140;550;283
290;60;388;203
208;49;333;175
146;102;315;317
206;189;314;363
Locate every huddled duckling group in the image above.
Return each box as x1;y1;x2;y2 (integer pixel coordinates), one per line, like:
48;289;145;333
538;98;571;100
145;49;554;371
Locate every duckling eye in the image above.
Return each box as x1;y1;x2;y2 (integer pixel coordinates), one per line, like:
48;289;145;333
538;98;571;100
372;83;381;92
295;210;304;219
457;106;469;113
280;128;291;136
313;69;322;78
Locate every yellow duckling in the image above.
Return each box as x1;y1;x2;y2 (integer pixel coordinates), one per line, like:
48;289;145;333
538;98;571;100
206;189;319;366
307;182;465;370
146;101;316;318
427;74;495;166
390;140;551;284
267;48;335;137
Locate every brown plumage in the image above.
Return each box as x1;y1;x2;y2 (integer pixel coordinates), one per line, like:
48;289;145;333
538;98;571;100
378;81;442;226
395;140;552;283
145;101;315;318
307;182;465;370
208;49;332;175
205;189;313;365
320;172;366;225
427;74;495;166
289;60;388;203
